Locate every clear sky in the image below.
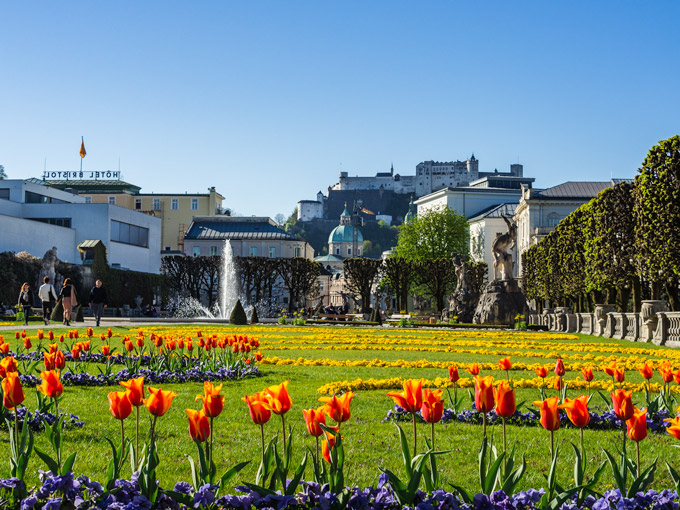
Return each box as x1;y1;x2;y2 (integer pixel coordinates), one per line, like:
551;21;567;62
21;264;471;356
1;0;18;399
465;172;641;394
2;2;679;218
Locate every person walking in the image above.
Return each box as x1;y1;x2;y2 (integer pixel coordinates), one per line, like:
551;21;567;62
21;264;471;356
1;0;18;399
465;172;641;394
38;276;59;325
59;278;78;326
17;282;34;326
89;279;108;327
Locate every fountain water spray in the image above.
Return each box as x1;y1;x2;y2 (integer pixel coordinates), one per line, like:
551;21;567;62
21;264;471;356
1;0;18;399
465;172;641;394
218;240;240;319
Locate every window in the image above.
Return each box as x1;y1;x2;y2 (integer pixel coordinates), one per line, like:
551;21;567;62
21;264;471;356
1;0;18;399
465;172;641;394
135;199;142;210
30;218;72;228
153;198;161;211
84;196;91;204
347;248;352;256
171;199;178;210
319;281;325;292
294;246;302;257
269;247;276;258
249;247;258;257
335;248;340;255
108;196;116;205
191;198;198;211
210;246;218;256
25;191;67;204
111;220;149;247
547;213;561;227
192;246;201;257
164;246;172;251
0;188;9;200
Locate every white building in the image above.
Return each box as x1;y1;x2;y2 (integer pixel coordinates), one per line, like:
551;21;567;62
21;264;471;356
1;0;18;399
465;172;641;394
0;179;161;273
468;203;518;281
513;181;615;275
414;186;524;219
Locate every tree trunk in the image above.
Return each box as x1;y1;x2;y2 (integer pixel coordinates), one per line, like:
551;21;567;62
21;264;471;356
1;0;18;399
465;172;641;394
632;277;641;313
665;281;679;312
618;287;631;313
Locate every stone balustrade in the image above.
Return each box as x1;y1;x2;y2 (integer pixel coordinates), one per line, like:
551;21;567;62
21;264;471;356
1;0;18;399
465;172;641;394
527;305;680;347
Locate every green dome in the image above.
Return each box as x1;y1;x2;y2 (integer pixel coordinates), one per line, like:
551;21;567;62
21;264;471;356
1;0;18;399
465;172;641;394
328;225;363;244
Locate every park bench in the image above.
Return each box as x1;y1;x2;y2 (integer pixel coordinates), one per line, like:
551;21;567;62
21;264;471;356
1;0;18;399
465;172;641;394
386;313;412;323
317;314;352;321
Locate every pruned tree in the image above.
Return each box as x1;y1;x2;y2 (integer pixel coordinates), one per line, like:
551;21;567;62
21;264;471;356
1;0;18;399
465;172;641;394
276;257;321;313
343;258;383;314
381;257;413;312
161;256;204;300
201;256;221;309
413;258;456;313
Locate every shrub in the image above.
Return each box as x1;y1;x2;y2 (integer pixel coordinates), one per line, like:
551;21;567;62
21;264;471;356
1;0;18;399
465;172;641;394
250;307;259;324
229;299;248;325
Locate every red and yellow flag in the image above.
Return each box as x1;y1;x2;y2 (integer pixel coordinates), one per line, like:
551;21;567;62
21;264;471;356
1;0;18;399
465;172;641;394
79;137;86;158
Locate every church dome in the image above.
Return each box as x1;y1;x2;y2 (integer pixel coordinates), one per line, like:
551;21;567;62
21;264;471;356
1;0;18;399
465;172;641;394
328;225;363;244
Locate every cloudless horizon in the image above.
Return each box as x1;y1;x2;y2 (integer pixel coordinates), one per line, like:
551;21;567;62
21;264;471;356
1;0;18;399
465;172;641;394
2;2;679;218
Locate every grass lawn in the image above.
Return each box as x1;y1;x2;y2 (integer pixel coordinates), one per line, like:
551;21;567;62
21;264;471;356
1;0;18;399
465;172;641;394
2;323;679;494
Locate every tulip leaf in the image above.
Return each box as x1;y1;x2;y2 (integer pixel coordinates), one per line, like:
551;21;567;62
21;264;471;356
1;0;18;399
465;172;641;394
602;449;626;493
571;442;583;487
501;455;527;494
483;451;505;495
394;423;413;479
162;490;193;507
61;452;77;475
34;445;59;474
285;452;307;496
242;482;277;498
187;455;199;492
478;436;488;491
628;460;657;497
665;461;680;494
218;460;249;496
449;484;473;505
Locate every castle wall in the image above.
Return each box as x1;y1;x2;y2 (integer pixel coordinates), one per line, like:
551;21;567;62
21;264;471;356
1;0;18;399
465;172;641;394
297;201;323;221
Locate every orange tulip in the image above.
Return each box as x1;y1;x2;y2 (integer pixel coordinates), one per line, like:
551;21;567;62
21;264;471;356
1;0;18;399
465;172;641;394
318;392;354;424
2;372;25;409
302;406;327;436
448;366;460;383
660;367;674;384
255;351;263;362
186;409;211;442
71;347;81;360
196;381;224;418
494;380;516;418
102;345;111;356
107;328;113;338
37;330;44;340
639;364;654;380
55;350;65;370
48;331;54;341
37;370;63;399
614;368;626;383
626;407;647;442
136;336;145;348
421;388;444;424
22;338;32;350
611;389;634;421
559;395;590;428
262;381;292;415
533;397;561;431
108;391;133;420
143;387;177;417
48;343;58;353
0;356;18;378
119;377;145;406
321;425;340;463
534;366;548;378
387;379;423;414
604;361;617;377
555;359;565;377
664;416;680;440
581;367;594;382
554;377;563;390
43;352;56;371
0;344;8;355
474;375;495;413
499;357;512;371
124;341;134;352
467;363;480;376
242;392;271;425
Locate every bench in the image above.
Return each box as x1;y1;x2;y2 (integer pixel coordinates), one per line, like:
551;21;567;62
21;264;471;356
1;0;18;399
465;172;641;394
387;313;412;323
316;314;352;321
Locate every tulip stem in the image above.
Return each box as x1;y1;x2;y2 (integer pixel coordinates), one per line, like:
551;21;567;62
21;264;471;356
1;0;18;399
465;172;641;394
636;441;641;478
315;435;320;471
502;417;507;459
482;412;487;439
150;415;158;446
580;427;585;473
281;414;287;455
412;412;417;454
209;416;214;468
431;421;435;451
14;409;19;456
120;418;125;461
135;406;140;465
549;429;554;458
260;423;266;470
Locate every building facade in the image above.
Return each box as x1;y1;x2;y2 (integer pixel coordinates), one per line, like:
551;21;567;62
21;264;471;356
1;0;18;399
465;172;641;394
513;181;616;275
468;203;518;281
414;186;524;219
0;179;161;273
44;178;224;252
327;205;364;258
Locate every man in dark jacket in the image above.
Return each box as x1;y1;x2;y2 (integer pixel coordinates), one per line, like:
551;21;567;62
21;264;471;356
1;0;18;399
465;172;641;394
89;280;108;327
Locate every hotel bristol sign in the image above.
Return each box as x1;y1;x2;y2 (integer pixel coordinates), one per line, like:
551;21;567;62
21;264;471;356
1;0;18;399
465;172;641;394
43;170;121;180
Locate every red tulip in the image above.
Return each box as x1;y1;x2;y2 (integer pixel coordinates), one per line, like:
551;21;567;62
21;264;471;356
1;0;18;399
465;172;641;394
119;376;145;406
37;370;63;399
387;379;423;414
626;407;647;442
196;381;224;418
108;391;133;420
533;397;561;431
611;389;634;421
474;375;495;413
554;359;565;377
639;364;654;380
242;392;271;425
302;406;327;436
186;409;210;442
421;388;444;424
143;387;177;417
318;392;354;424
494;380;516;418
534;366;548;378
467;363;480;376
2;372;25;409
448;366;460;383
581;367;594;382
499;357;512;371
559;395;590;428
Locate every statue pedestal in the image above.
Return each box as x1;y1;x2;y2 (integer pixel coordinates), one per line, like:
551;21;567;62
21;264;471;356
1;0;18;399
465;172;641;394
472;279;528;326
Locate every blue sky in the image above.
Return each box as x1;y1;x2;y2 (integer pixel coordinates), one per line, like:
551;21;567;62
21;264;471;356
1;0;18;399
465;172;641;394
2;2;679;217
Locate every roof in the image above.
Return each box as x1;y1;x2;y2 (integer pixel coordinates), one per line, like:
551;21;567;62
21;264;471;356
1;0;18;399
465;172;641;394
469;203;518;221
328;224;364;244
535;181;612;199
314;254;344;263
77;240;105;249
184;216;298;241
45;180;142;193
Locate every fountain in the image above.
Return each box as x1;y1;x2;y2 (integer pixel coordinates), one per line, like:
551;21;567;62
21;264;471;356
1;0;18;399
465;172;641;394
218;240;240;319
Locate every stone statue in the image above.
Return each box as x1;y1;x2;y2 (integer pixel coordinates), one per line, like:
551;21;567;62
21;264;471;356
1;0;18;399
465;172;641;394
39;246;59;287
444;254;478;323
491;215;516;281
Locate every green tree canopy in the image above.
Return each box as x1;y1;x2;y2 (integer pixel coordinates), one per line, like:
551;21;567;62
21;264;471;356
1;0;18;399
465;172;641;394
392;205;469;260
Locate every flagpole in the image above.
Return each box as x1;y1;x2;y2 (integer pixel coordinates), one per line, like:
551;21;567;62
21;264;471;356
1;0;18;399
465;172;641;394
80;136;83;173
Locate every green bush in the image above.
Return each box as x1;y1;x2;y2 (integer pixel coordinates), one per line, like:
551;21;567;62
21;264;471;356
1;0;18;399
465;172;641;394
229;299;248;325
250;307;259;324
75;305;84;323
